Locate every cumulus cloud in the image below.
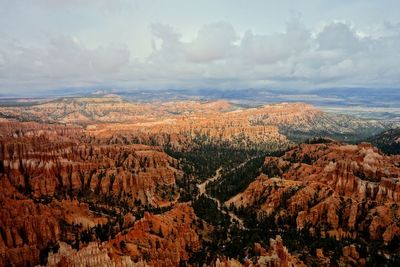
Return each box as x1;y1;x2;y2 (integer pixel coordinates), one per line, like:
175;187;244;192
184;22;237;62
0;16;400;92
149;24;183;63
239;17;310;65
0;36;130;89
317;22;362;53
148;22;238;64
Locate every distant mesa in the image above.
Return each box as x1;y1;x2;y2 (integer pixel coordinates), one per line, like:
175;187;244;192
0;97;389;146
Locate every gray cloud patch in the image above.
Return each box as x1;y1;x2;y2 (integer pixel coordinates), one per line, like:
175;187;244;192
0;17;400;92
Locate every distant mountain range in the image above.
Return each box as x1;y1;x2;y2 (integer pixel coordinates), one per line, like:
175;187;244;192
2;88;399;121
0;96;394;146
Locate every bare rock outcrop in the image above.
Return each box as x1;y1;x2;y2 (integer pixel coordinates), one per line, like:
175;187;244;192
107;203;202;266
46;242;145;267
0;121;180;206
227;142;400;244
0;122;182;266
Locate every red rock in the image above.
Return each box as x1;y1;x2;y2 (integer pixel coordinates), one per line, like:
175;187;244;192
107;203;202;266
227;142;400;245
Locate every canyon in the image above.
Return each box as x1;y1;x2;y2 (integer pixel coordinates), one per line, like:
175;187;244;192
0;97;399;266
0;97;391;148
225;141;400;265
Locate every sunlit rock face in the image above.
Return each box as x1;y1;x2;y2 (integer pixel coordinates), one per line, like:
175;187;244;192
86;101;386;150
107;203;203;266
43;204;203;267
0;98;387;150
0;121;180;206
214;236;305;267
46;242;144;267
0;121;181;266
227;142;400;245
251;236;306;267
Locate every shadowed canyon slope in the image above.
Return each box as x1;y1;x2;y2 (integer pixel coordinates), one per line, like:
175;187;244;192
367;128;400;155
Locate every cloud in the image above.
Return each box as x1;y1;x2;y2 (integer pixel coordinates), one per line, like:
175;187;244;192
45;36;130;76
149;24;183;63
0;16;400;92
26;0;131;11
0;36;130;89
184;22;237;62
149;22;238;63
317;22;362;53
239;17;310;65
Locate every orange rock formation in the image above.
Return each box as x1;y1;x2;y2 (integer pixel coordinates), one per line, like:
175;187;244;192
227;142;400;244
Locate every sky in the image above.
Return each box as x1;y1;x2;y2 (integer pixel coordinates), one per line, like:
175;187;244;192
0;0;400;94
